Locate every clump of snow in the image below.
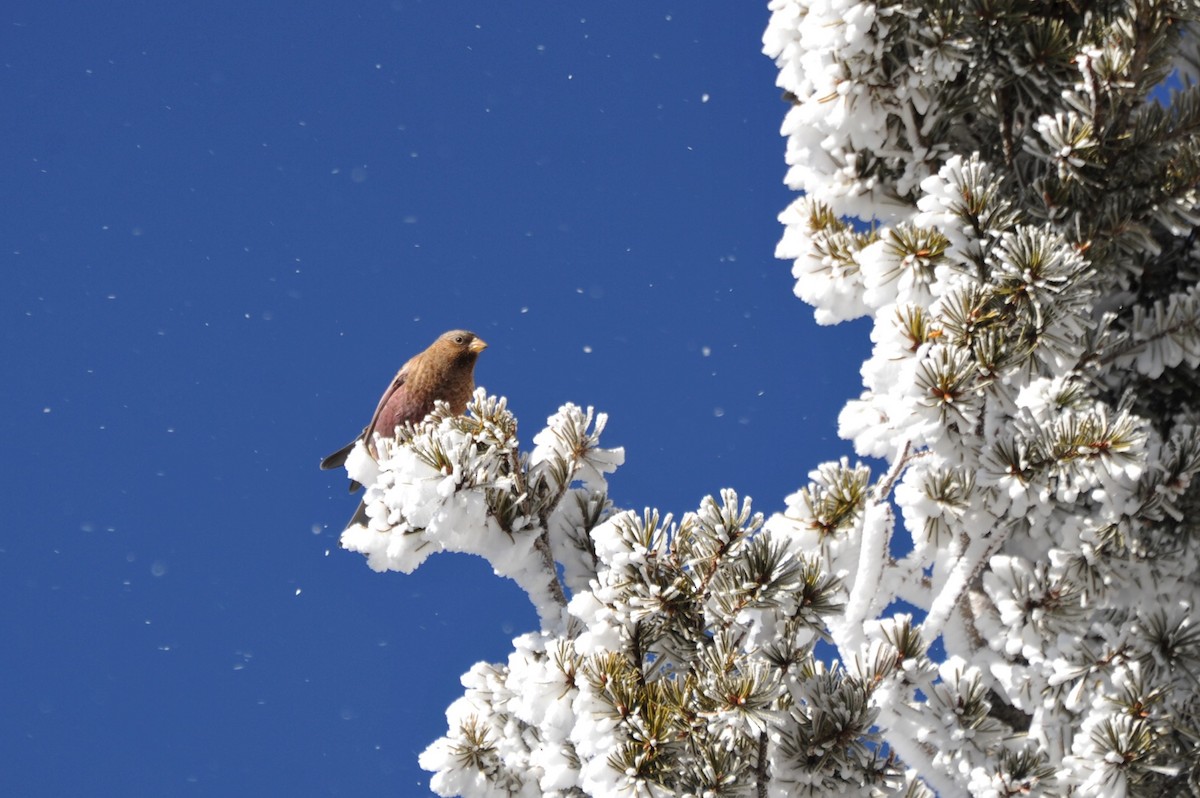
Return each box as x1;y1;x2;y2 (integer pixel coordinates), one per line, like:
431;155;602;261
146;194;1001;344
336;391;624;631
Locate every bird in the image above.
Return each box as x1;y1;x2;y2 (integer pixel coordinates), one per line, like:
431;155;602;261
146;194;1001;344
321;329;488;527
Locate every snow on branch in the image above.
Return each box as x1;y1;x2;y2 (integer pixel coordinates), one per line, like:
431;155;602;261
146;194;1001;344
340;390;624;630
764;0;1200;793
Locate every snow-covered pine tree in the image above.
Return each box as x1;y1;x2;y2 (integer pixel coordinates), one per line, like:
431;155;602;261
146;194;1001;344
763;0;1200;792
335;2;1200;795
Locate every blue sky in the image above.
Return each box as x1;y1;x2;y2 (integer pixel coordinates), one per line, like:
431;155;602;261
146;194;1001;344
3;3;867;794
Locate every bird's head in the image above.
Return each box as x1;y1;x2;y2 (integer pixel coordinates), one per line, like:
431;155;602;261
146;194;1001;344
437;329;488;360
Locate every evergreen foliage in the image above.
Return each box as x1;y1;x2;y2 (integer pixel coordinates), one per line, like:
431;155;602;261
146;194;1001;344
336;1;1200;794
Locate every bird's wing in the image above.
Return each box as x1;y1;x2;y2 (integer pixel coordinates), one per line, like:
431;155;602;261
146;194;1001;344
362;360;411;445
320;359;411;471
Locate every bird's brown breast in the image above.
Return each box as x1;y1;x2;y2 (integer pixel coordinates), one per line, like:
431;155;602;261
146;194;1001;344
369;349;478;441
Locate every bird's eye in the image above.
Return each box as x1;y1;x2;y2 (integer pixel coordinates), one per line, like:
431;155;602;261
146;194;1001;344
454;335;465;344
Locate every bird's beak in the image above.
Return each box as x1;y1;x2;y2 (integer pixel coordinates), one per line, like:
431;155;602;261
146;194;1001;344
469;338;488;353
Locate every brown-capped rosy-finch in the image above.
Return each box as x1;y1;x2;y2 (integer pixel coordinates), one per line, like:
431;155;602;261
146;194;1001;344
321;329;487;526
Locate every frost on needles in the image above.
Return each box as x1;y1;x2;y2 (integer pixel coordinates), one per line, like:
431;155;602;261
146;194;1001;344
335;1;1200;795
763;0;1200;793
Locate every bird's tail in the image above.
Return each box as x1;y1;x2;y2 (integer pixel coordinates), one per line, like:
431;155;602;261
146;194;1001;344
320;441;355;470
321;440;365;493
341;501;370;542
